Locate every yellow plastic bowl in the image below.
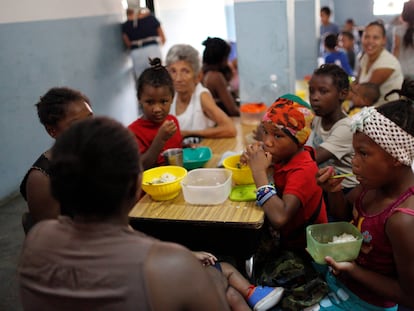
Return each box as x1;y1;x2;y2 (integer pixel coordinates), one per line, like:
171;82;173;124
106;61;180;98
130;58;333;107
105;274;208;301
222;154;254;185
142;166;188;201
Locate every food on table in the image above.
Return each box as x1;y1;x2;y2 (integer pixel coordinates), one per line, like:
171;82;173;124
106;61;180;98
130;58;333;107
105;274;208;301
328;233;358;244
148;173;177;184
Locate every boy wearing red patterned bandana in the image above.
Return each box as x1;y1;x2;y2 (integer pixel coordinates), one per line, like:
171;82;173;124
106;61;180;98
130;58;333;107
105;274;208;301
243;94;328;252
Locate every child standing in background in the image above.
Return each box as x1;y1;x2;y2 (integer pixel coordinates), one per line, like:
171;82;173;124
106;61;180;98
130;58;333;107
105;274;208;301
314;79;414;310
308;64;358;201
338;31;357;74
323;33;354;76
128;58;182;170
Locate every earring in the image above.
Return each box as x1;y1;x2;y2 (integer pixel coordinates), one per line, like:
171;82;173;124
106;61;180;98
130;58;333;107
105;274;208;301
47;127;57;138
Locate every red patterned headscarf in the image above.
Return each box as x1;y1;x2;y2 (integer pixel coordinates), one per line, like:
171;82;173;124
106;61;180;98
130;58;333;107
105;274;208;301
262;94;314;145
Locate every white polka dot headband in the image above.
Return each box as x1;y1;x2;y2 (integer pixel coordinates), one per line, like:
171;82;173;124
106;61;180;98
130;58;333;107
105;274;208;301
351;107;414;166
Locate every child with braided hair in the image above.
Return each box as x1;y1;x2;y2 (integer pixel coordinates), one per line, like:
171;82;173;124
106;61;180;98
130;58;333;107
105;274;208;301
308;64;358;196
308;64;359;221
315;78;414;310
128;57;182;170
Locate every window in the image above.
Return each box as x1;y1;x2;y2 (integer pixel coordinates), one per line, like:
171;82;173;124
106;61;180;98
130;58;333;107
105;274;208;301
373;0;405;15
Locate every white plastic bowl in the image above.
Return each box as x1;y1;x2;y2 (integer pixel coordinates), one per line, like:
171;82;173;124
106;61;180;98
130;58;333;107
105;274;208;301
181;168;232;205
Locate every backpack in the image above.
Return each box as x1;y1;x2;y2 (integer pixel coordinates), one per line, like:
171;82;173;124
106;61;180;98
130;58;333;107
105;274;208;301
252;228;328;311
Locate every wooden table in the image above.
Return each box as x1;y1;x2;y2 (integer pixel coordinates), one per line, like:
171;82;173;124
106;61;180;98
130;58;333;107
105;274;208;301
201;118;256;169
129;118;265;259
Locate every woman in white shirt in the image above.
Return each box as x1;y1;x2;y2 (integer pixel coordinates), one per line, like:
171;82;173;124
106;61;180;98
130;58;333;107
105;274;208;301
165;44;236;138
357;21;403;106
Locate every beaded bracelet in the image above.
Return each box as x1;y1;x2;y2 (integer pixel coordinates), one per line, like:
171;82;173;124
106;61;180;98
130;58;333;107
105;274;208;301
256;184;277;207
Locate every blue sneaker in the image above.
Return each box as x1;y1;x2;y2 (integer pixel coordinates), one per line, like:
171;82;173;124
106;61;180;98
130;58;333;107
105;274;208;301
247;286;284;311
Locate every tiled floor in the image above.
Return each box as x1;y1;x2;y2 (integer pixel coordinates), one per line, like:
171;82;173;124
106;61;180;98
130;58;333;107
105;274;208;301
0;194;25;311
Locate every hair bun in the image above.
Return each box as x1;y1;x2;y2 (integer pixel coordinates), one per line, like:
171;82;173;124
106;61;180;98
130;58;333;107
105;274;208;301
400;78;414;102
202;37;212;46
149;57;163;69
385;78;414;102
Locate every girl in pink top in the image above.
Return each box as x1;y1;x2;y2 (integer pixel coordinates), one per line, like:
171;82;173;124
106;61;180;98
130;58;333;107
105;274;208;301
316;79;414;310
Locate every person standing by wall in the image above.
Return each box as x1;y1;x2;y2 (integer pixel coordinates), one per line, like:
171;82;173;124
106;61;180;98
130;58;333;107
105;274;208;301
121;7;166;80
320;7;339;38
319;6;340;56
393;0;414;80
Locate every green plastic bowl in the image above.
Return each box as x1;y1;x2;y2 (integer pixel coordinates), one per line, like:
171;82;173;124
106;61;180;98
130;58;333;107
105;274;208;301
306;222;363;265
183;146;212;170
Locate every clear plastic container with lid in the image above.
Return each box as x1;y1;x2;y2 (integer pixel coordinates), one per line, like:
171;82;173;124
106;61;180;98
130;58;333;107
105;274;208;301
240;102;267;125
181;168;232;205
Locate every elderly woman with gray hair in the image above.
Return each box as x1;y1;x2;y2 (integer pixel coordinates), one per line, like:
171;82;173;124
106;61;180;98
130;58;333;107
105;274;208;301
165;44;236;138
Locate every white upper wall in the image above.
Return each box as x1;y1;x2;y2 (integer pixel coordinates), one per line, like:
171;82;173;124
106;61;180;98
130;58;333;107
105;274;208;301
0;0;126;24
156;0;229;57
